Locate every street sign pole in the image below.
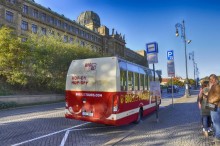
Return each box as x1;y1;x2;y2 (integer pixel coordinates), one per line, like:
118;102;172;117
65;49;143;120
172;77;174;107
153;63;158;122
146;42;159;123
167;50;175;107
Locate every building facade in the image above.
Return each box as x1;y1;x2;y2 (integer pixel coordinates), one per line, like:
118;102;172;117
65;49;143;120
0;0;148;67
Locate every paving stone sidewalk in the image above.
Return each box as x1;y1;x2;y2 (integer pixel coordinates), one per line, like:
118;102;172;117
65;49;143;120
114;94;216;146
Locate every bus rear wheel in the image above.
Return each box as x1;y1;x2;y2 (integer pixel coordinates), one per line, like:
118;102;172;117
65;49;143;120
134;108;143;124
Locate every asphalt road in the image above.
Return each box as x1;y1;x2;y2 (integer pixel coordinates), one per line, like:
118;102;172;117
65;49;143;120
0;89;189;146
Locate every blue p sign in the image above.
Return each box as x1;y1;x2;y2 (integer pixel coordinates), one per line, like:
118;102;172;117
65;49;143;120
167;50;174;60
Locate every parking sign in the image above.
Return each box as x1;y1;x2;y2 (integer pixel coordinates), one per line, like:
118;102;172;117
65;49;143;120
167;50;174;60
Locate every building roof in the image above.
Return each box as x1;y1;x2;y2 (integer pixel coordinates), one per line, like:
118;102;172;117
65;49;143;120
77;11;101;27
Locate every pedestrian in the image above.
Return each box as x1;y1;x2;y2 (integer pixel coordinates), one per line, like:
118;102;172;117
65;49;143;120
198;80;212;137
207;74;220;144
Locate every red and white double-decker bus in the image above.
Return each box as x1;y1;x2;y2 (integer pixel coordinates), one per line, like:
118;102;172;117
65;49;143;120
65;57;161;126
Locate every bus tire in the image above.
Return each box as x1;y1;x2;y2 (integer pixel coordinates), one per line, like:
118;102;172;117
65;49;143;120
134;108;143;124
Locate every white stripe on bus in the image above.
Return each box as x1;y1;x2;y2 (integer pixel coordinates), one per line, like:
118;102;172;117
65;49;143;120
106;103;156;120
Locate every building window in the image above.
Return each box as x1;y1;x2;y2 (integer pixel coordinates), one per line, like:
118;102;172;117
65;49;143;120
23;5;28;14
50;17;54;25
57;20;61;27
33;9;38;18
6;11;13;22
86;33;89;39
32;24;37;33
61;22;64;29
21;20;28;30
80;41;85;46
6;0;16;4
70;26;74;32
70;37;74;43
49;30;54;35
64;23;68;30
64;35;68;42
80;30;84;36
54;19;57;26
41;13;46;22
75;28;79;34
41;27;46;35
83;32;86;37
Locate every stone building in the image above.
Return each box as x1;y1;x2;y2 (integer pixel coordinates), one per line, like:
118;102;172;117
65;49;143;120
0;0;148;67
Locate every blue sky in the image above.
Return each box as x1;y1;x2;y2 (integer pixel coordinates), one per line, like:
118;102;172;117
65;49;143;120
34;0;220;79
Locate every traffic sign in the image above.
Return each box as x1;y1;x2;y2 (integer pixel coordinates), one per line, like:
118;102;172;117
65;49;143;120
167;50;174;60
167;60;175;77
147;53;158;64
146;42;158;53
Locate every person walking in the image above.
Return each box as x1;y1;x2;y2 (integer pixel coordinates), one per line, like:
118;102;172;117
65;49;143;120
207;74;220;145
198;80;211;137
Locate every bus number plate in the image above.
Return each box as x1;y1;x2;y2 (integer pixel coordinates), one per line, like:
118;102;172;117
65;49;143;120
82;112;93;117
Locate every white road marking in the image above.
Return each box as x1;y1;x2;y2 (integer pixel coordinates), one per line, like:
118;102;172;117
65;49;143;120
11;122;90;146
60;130;70;146
59;126;116;146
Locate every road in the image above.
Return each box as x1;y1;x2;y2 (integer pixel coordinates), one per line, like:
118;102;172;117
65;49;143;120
0;88;188;146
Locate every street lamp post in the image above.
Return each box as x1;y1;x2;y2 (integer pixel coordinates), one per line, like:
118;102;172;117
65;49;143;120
195;63;199;88
189;51;196;89
175;20;191;97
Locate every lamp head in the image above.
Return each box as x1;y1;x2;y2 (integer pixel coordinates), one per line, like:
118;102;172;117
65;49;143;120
175;29;179;37
187;40;192;44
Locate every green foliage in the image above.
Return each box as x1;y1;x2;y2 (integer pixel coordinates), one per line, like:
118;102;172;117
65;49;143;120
166;77;184;87
0;26;101;93
188;78;195;85
0;26;27;85
166;77;197;87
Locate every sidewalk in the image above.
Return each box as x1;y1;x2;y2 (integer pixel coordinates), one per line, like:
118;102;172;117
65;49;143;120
114;91;215;146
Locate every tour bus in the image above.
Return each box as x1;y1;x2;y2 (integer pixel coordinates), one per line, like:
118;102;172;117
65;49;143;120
65;57;161;126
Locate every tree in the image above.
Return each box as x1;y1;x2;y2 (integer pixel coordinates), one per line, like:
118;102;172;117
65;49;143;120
0;26;28;85
0;26;101;93
166;77;184;87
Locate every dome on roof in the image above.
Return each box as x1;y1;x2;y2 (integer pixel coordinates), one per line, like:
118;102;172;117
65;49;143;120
77;11;100;27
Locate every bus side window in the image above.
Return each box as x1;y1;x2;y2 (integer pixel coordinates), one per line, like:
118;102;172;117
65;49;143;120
134;72;139;90
140;74;144;90
120;69;127;91
128;71;134;91
145;75;149;90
